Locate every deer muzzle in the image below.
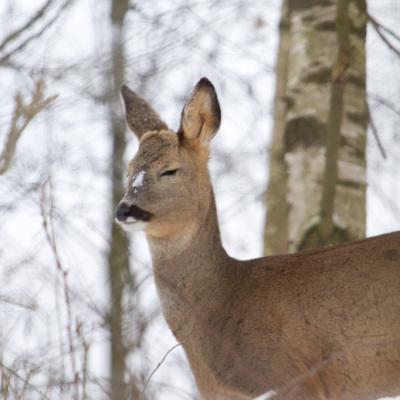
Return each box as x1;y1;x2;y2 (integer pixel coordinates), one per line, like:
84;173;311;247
115;202;153;224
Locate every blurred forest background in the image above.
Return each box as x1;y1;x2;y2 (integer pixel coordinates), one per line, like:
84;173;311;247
0;0;399;399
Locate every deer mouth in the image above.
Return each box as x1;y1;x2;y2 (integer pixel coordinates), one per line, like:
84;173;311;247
127;204;152;222
115;203;153;226
115;208;151;233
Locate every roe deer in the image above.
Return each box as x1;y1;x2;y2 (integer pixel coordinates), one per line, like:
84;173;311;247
115;78;400;400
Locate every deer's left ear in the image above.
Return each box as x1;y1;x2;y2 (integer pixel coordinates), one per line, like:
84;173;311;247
120;85;168;139
178;78;221;147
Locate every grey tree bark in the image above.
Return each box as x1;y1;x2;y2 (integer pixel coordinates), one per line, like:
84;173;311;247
106;0;130;398
264;0;368;254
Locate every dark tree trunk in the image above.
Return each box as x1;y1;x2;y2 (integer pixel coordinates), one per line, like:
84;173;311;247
107;0;130;398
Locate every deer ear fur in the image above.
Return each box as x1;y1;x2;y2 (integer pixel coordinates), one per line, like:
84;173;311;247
178;78;221;147
120;85;168;139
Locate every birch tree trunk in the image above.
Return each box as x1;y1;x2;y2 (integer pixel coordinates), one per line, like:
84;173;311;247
106;0;130;398
264;0;367;254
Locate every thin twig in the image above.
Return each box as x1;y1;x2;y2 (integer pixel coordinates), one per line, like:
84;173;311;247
142;343;181;393
0;361;50;400
367;106;387;159
0;79;57;175
40;178;80;400
0;0;53;52
0;294;37;311
368;14;400;44
76;319;90;400
368;13;400;58
0;1;72;65
368;93;400;117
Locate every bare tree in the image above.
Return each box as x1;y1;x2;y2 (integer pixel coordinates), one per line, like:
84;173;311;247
106;0;131;398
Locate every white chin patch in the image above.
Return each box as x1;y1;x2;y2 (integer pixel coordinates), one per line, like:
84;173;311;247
115;218;148;233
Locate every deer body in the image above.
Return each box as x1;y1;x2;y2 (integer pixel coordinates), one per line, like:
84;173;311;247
115;79;400;400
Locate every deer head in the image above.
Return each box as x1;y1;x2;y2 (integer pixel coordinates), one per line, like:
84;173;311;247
115;78;221;239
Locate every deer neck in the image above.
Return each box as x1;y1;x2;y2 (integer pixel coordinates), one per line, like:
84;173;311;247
147;187;232;338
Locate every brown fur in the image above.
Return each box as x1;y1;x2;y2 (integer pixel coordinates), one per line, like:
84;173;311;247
117;78;400;400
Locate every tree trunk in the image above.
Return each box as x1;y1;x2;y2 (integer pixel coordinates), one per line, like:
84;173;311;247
107;0;130;399
264;0;290;256
264;0;367;254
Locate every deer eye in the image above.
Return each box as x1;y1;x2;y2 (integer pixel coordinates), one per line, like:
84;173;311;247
160;169;178;177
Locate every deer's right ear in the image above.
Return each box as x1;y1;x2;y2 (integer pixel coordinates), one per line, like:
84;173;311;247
178;78;221;148
120;85;168;139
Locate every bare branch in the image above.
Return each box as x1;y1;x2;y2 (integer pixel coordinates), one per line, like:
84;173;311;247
0;0;53;52
0;294;38;311
0;0;72;65
368;14;400;44
0;79;57;175
367;106;387;159
0;360;50;400
142;343;181;393
368;13;400;58
368;93;400;117
40;178;80;400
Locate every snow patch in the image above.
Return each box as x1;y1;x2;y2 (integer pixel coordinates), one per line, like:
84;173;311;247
132;170;145;192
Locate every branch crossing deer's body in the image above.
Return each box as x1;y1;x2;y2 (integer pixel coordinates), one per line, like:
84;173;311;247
115;78;400;400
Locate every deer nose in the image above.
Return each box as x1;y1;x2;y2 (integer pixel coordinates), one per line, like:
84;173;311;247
115;202;131;222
